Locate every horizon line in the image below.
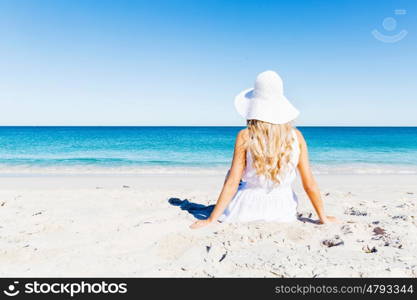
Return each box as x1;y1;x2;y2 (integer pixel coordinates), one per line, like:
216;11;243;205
0;125;417;128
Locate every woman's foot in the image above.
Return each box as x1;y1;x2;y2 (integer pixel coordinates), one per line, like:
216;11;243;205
319;216;340;224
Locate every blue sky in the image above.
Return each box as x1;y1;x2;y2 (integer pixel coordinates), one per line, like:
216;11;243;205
0;0;416;126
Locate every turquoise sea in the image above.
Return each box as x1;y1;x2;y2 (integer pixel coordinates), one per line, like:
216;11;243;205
0;126;416;175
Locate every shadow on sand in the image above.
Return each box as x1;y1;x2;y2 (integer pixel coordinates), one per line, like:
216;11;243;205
168;197;214;220
169;197;320;224
297;216;321;224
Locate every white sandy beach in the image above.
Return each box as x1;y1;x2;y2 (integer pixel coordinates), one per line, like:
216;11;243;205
0;173;416;277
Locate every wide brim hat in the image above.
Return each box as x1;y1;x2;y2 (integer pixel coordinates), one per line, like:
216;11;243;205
234;70;299;124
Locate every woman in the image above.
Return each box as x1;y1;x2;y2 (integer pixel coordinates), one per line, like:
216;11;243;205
191;71;338;229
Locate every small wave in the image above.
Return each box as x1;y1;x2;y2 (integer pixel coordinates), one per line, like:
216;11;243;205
0;163;416;176
311;163;417;175
0;164;229;176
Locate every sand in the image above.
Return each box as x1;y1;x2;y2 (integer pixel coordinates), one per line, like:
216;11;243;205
0;173;416;277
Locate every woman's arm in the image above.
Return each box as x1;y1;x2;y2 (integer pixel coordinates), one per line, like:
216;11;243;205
295;129;338;224
190;129;247;229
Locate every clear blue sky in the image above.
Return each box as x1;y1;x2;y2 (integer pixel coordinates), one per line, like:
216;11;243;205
0;0;416;126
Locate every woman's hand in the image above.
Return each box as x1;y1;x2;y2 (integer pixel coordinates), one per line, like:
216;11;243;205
319;216;340;224
189;218;213;229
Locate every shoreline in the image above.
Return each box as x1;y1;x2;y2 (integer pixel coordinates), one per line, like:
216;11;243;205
1;173;417;191
0;162;417;177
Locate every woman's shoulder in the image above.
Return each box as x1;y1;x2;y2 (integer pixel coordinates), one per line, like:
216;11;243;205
293;127;304;141
293;127;307;149
237;128;249;138
235;128;249;145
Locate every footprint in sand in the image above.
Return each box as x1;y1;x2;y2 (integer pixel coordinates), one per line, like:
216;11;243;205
344;207;368;216
156;233;197;260
341;225;353;234
285;227;309;242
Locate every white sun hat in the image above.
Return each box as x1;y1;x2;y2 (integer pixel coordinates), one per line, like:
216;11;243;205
234;70;299;124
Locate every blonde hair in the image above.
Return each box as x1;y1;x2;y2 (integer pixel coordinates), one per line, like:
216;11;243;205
246;119;295;184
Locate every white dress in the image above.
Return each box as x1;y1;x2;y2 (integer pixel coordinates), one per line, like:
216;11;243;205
219;130;300;223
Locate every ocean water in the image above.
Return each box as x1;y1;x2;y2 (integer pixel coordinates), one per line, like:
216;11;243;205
0;126;416;175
